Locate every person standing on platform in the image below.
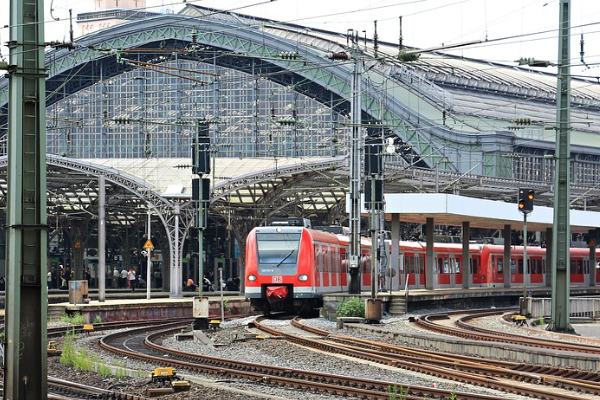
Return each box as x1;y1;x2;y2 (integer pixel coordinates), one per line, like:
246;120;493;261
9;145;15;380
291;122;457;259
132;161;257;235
84;267;91;285
47;269;52;290
113;268;119;288
128;268;137;292
120;267;128;289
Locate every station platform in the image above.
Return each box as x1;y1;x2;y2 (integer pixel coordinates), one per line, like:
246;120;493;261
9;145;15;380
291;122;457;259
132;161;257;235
323;285;600;318
46;291;250;323
10;284;600;324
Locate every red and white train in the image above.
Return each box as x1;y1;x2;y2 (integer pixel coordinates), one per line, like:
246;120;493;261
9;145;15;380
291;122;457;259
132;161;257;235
244;224;599;314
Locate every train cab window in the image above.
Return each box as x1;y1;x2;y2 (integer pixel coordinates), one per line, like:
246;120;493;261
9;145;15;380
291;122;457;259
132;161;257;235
256;232;300;271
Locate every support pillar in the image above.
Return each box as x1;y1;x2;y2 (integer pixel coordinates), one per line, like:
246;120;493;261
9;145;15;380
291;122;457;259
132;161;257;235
461;221;470;289
425;218;434;290
391;214;400;291
589;229;597;287
170;205;183;298
503;224;511;288
98;175;106;302
545;228;553;286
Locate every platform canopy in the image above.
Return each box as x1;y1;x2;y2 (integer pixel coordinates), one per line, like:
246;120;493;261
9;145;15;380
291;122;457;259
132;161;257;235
363;193;600;233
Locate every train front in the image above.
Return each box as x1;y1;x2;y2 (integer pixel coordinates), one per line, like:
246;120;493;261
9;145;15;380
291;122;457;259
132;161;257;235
245;226;315;314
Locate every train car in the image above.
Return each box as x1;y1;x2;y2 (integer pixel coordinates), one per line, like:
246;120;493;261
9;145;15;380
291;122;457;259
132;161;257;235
244;224;371;315
246;221;600;313
478;244;597;287
394;241;482;289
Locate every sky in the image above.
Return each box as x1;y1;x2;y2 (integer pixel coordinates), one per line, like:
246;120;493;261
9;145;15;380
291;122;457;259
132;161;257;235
2;0;600;79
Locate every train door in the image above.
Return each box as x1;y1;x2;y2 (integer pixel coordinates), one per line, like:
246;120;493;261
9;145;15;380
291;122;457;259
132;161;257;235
340;248;348;289
454;255;462;286
361;252;371;289
417;253;425;287
321;245;330;288
529;256;545;285
490;254;505;285
313;244;321;287
511;256;524;284
405;253;414;288
471;253;482;285
435;253;454;287
330;246;338;289
570;256;587;284
404;252;424;289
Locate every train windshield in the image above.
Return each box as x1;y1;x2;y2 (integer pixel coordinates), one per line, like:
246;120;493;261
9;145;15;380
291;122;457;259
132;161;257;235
256;233;301;270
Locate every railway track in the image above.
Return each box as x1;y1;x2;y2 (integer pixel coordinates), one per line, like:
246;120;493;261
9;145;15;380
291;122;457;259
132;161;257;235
47;376;148;399
416;308;600;354
99;320;510;400
250;315;600;400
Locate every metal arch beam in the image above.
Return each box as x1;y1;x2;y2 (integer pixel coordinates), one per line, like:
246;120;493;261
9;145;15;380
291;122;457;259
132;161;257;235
210;157;347;201
0;154;186;297
0;13;470;172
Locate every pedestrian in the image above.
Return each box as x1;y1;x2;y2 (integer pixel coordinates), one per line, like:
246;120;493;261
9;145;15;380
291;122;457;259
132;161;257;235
120;267;128;289
51;267;58;289
203;276;214;292
84;267;91;285
47;269;52;290
128;268;137;292
63;267;71;289
185;276;197;291
113;268;119;288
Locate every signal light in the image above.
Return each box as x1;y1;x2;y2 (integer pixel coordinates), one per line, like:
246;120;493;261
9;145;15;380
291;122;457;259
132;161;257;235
518;188;534;214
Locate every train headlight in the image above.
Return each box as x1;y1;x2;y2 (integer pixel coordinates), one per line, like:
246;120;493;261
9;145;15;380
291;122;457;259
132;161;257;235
298;274;308;282
248;274;257;282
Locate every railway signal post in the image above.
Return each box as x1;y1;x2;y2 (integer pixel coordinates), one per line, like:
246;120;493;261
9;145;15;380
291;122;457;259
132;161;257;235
518;188;534;316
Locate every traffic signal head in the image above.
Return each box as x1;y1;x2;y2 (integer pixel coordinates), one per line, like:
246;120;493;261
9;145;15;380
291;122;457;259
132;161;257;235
518;188;534;214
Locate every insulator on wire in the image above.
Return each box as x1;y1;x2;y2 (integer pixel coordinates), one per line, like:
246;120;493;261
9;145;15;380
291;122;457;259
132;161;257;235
328;52;349;61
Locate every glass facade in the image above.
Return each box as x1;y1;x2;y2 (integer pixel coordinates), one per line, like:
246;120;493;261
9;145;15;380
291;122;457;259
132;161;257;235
46;60;350;159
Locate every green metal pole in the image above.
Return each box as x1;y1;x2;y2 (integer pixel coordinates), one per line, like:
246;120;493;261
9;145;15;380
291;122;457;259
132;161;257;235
6;0;48;397
548;0;574;333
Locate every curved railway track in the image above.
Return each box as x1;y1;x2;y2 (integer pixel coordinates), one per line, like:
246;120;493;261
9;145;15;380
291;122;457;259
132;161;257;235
416;308;600;354
99;320;510;400
250;315;600;400
47;376;148;399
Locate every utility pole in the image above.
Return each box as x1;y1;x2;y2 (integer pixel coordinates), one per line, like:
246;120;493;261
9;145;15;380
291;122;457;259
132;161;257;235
548;0;574;333
5;0;48;397
348;30;362;294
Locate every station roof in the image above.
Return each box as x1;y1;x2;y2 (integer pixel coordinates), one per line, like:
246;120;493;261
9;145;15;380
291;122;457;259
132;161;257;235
379;193;600;233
